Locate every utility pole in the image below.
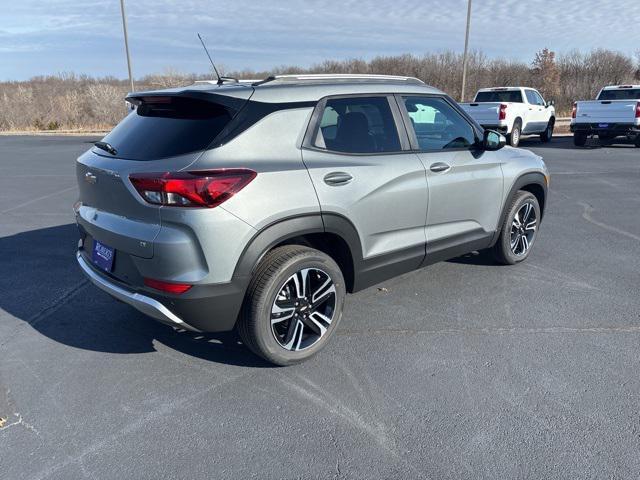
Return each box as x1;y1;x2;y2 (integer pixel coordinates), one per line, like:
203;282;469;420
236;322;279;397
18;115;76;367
460;0;472;102
120;0;134;92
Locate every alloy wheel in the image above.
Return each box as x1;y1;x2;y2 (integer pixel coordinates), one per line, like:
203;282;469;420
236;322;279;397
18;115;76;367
510;202;537;256
512;127;520;145
270;268;336;351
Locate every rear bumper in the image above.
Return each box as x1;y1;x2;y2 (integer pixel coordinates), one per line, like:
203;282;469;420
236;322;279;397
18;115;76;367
570;122;640;135
76;251;248;332
482;124;509;134
77;252;200;331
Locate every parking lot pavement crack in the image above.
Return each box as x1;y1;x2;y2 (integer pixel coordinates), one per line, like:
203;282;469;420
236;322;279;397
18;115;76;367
31;371;256;480
0;412;40;436
0;280;88;350
578;201;640;243
337;325;640;337
0;185;77;214
278;374;424;477
524;263;600;291
27;280;89;327
0;386;40;437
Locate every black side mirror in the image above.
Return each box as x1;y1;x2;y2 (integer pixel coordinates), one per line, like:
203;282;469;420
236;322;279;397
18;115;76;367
483;130;506;151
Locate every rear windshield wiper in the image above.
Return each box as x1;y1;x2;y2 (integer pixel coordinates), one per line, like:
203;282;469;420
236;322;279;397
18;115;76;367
94;141;118;156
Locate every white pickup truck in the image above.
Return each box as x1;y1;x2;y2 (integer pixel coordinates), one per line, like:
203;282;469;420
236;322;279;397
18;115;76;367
570;85;640;147
460;87;556;147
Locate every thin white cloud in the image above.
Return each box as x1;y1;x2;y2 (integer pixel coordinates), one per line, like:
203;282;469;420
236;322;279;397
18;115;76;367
1;0;638;80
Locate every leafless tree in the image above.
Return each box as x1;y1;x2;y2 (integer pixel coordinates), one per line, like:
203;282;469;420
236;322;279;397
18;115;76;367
1;48;637;131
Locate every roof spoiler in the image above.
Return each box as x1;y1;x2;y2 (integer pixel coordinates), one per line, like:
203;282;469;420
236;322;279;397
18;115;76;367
125;89;252;113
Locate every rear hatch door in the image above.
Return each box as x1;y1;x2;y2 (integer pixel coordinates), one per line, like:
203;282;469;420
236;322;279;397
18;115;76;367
76;88;253;259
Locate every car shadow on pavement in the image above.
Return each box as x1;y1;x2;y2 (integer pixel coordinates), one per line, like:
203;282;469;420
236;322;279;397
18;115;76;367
519;136;637;150
446;249;498;266
0;223;274;368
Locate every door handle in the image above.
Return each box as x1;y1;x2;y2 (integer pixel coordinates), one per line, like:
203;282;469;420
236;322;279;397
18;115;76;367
324;172;353;186
430;162;451;173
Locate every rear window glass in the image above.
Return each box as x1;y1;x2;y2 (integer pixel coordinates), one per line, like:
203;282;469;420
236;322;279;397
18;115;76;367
99;97;233;160
474;90;523;103
597;89;640;100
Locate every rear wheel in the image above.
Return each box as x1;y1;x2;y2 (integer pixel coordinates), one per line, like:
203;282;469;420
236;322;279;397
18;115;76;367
493;191;541;265
573;132;587;147
238;245;345;366
507;120;522;147
635;135;640;148
540;119;554;142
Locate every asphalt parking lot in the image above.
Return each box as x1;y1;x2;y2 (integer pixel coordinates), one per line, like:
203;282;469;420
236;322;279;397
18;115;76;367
1;134;639;479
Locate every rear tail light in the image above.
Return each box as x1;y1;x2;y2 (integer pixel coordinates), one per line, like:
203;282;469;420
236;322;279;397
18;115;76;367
498;104;507;121
636;102;640;118
130;169;257;208
571;103;577;119
144;278;192;294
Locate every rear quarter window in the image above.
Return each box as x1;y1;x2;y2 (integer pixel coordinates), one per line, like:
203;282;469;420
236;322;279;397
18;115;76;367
99;97;233;160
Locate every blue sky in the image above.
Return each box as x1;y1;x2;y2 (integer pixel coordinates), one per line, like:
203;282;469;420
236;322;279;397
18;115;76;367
1;0;638;81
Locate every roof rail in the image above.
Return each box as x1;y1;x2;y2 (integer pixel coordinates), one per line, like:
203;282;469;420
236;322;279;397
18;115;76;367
253;74;425;86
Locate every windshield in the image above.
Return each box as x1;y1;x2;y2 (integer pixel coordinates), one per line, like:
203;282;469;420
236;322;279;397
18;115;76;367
474;90;523;103
597;89;640;101
99;96;233;160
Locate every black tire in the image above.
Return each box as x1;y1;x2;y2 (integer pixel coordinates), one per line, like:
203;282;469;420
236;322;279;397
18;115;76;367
573;132;587;147
238;245;346;366
540;119;554;143
507;120;522;147
599;133;614;141
493;191;541;265
635;135;640;148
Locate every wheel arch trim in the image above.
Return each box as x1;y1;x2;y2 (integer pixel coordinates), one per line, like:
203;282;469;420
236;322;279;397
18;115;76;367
491;172;547;246
232;212;370;294
232;214;326;281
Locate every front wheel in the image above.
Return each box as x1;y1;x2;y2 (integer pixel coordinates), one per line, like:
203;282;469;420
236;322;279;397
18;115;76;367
493;191;541;265
238;245;346;366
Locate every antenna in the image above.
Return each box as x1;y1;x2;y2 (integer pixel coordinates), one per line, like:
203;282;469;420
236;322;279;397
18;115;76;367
197;33;223;85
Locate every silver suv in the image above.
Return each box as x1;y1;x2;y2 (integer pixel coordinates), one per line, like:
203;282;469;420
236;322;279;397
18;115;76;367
75;74;549;365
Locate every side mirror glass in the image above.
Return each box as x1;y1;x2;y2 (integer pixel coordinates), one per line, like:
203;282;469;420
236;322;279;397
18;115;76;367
483;130;506;151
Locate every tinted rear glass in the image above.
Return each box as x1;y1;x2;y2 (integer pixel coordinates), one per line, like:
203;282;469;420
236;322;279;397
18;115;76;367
99;97;233;160
597;89;640;100
474;90;523;103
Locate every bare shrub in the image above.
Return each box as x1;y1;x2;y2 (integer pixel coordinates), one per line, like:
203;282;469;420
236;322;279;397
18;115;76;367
1;48;637;130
